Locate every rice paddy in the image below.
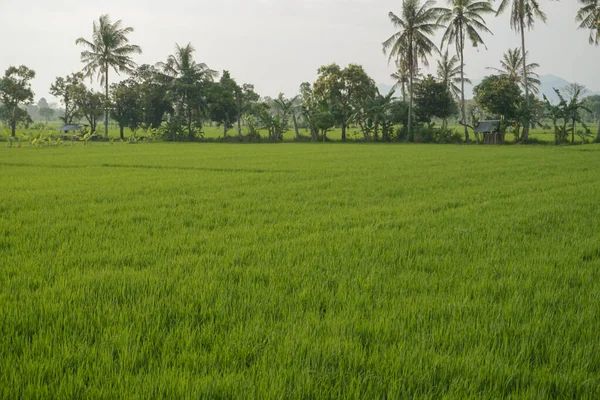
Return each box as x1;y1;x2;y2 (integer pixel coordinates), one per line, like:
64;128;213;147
1;142;600;398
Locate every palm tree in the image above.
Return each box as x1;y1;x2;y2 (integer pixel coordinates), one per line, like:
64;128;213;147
438;0;494;142
436;50;471;100
383;0;444;139
487;48;541;93
496;0;547;141
157;43;218;136
76;15;142;140
391;59;410;102
576;0;600;45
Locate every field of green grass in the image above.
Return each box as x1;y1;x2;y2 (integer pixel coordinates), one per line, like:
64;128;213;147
2;142;600;398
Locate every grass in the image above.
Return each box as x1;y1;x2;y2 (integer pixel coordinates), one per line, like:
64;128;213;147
1;142;600;398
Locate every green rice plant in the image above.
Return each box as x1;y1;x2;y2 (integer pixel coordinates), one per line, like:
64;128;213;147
1;143;600;398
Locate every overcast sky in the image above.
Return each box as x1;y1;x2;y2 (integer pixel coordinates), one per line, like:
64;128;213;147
0;0;598;104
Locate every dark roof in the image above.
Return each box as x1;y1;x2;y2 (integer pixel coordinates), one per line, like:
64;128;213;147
58;124;86;132
475;120;501;133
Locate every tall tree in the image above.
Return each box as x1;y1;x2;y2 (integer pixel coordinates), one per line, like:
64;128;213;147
391;58;411;102
208;71;238;139
576;0;600;45
158;43;217;138
313;63;377;141
414;75;458;128
76;14;142;140
110;80;141;140
0;66;35;137
438;0;494;142
132;65;172;129
50;73;85;124
487;48;540;93
496;0;547;141
436;50;471;100
72;86;104;135
383;0;443;140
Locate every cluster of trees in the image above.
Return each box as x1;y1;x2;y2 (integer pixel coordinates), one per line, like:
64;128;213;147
1;1;599;143
383;0;600;142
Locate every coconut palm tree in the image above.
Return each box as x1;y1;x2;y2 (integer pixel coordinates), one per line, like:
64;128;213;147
76;15;142;140
437;50;471;100
487;48;541;93
383;0;444;139
496;0;547;141
157;43;218;136
391;59;410;102
576;0;600;45
437;0;495;142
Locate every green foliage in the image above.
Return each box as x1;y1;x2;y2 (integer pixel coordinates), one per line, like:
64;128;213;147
110;80;142;139
474;75;522;122
414;75;458;128
0;65;36;137
50;73;85;124
208;71;239;138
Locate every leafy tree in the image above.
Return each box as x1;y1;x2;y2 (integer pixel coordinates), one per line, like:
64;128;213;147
158;43;217;140
474;75;522;124
487;48;540;93
299;82;320;141
582;95;600;140
438;0;494;141
235;83;260;137
313;63;377;141
132;65;172;129
76;14;142;140
496;0;547;141
208;71;238;139
38;98;49;109
110;80;141;140
383;0;443;138
50;73;85;124
474;75;519;120
576;0;600;45
39;107;55;123
414;75;458;128
73;86;104;134
0;66;35;137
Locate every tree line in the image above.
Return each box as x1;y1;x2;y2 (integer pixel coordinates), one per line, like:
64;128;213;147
1;1;599;143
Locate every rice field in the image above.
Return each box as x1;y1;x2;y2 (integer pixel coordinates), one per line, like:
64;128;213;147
1;142;600;398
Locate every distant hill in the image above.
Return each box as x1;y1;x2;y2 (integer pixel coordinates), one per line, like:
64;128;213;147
381;74;600;103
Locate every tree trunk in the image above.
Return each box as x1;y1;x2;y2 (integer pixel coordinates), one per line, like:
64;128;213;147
224;121;227;139
104;67;109;141
11;122;16;137
341;123;346;142
459;26;469;142
402;82;406;103
408;68;413;142
572;120;575;144
520;20;530;142
293;114;299;140
120;125;124;141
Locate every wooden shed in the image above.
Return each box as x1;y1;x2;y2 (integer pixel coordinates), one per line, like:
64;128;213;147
475;120;503;144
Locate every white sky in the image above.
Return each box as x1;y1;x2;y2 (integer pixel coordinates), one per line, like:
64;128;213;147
0;0;598;103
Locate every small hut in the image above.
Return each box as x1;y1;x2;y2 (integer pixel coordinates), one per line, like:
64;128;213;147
475;120;503;144
58;124;87;139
